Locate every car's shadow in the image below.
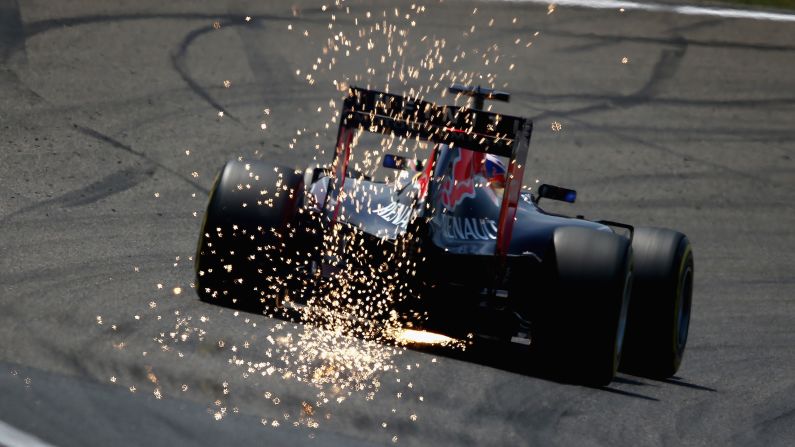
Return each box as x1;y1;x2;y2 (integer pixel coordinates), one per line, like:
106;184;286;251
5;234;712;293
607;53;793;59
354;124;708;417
202;297;715;401
408;338;717;401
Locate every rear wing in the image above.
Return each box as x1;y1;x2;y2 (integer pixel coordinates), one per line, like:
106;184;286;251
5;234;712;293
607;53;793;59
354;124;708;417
330;87;533;260
340;87;529;157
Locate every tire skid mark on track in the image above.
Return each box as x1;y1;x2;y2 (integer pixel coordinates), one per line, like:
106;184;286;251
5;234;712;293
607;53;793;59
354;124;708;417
553;114;785;188
1;125;208;221
559;18;721;53
523;36;774;183
0;254;163;287
74;125;209;193
532;34;687;122
0;67;45;103
635;39;688;99
0;0;46;105
229;7;300;107
486;24;795;53
665;17;725;35
42;84;329;139
19;11;329;127
752;405;795;433
523;26;782;188
171;21;244;125
0;165;154;220
37;165;153;208
167;7;326;126
0;0;25;63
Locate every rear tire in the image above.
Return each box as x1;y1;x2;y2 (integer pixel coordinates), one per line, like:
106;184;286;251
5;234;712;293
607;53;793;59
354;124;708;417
620;227;693;378
530;227;632;386
194;160;306;311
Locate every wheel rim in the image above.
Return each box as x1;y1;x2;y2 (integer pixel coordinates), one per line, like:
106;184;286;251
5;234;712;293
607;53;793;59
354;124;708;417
676;266;693;352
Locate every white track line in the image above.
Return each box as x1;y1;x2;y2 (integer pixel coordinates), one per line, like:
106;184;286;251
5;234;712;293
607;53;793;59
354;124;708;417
489;0;795;22
0;420;57;447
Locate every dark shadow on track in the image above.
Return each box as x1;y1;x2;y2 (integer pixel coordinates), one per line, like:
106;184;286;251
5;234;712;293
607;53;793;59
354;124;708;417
407;337;668;399
200;294;675;401
655;376;718;392
412;338;721;400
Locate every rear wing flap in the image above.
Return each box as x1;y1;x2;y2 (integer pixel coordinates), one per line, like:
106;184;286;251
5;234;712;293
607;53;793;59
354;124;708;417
341;87;529;158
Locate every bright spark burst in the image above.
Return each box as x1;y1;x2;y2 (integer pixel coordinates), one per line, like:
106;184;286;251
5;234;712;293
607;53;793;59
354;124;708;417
392;329;457;345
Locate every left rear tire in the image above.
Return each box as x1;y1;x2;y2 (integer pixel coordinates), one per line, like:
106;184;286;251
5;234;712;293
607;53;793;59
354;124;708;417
194;160;305;311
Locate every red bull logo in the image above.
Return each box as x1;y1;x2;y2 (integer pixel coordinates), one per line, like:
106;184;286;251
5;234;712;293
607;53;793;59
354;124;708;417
439;149;485;209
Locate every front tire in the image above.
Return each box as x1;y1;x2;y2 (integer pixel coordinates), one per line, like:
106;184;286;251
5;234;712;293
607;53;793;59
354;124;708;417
620;227;694;378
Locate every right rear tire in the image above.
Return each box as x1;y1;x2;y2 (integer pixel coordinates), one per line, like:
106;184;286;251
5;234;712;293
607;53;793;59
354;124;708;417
530;227;633;386
620;227;693;378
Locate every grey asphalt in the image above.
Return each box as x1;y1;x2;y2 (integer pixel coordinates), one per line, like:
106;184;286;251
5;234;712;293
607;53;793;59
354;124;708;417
1;0;794;446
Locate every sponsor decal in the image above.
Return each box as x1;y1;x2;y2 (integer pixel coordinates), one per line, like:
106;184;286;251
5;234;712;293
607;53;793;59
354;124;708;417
439;149;486;209
377;202;497;241
439;214;498;240
374;202;412;228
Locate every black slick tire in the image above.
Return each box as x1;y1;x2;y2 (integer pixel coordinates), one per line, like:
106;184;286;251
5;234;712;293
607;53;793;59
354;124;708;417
531;227;633;386
620;227;694;378
194;160;304;311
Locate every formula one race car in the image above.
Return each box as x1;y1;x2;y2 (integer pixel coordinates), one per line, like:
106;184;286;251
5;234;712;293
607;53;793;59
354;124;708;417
194;85;694;385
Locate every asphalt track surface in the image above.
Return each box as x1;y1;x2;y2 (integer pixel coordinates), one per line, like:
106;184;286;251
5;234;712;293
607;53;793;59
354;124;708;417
1;0;794;446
